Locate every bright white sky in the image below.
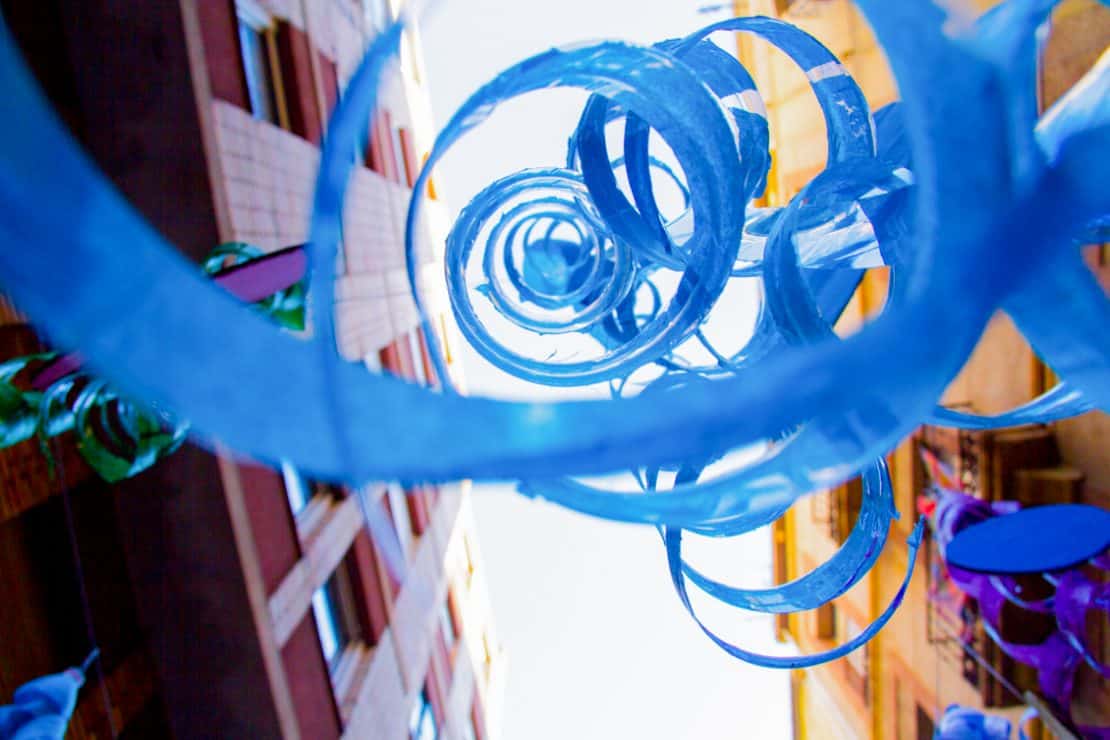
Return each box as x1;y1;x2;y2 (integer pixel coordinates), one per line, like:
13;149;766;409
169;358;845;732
418;2;795;738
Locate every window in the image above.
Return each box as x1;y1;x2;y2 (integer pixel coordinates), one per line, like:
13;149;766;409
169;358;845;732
814;602;836;640
915;704;935;740
407;331;427;385
408;689;438;740
273;19;320;141
362;0;390;31
311;580;344;666
282;462;343;523
317;54;340;123
439;597;458;647
830;477;863;544
406;489;429;537
842;613;869;702
391;124;411;185
282;461;311;515
387;482;414;556
365;112;390;176
411;328;439;388
809;488;831;525
236;3;278;124
380;337;409;377
397;126;420;186
311;568;362;670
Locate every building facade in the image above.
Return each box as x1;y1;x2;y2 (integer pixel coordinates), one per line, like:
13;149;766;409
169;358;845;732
0;1;503;738
730;1;1110;738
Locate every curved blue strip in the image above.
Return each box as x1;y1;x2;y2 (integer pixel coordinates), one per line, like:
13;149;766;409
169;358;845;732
1;0;1107;672
680;461;894;613
664;519;925;669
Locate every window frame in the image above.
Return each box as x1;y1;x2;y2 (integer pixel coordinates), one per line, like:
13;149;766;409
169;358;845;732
439;593;459;648
390;124;412;186
830;476;863;545
362;0;391;31
364;349;384;373
813;601;836;641
407;330;427;385
386;481;415;557
311;562;365;672
235;1;285;126
282;461;344;534
281;460;312;516
914;703;936;740
774;0;805;16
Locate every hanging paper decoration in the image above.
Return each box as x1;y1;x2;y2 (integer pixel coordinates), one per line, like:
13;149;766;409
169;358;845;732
0;350;187;482
0;0;1107;670
934;704;1014;740
946;503;1110;574
0;651;98;740
0;243;306;481
201;243;308;332
934;703;1057;740
927;483;1110;737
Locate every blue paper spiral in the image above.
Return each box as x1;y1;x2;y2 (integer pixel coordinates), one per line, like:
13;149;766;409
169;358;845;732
0;0;1106;668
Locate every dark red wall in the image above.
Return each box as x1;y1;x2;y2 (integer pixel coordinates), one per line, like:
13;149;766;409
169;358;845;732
281;616;342;740
366;117;385;174
414;327;439;387
349;531;391;643
276;21;323;142
376;111;402;183
117;446;287;738
318;53;339;126
197;0;250;110
238;462;301;594
381;336;416;379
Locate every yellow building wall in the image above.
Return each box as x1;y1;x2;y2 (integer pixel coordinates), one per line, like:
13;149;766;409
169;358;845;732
738;0;1110;737
1044;1;1110;512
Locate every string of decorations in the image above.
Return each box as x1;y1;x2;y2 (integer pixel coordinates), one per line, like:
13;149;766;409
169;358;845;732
0;0;1107;678
0;243;306;481
925;462;1109;737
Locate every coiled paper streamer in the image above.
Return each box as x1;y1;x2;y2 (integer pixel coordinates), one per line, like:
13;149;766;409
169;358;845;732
932;489;1110;735
0;0;1107;668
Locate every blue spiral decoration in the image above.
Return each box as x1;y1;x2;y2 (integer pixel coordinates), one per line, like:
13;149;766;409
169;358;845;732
0;0;1107;670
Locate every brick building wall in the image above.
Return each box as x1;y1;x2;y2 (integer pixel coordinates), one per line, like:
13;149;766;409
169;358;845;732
0;0;502;737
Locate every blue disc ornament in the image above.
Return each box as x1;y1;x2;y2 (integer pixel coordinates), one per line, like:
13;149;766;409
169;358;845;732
946;504;1110;575
0;0;1107;669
